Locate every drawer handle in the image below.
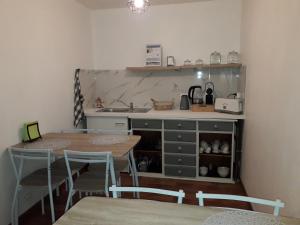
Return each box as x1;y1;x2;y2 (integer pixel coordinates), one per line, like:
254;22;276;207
144;122;149;127
177;135;182;139
177;123;182;127
214;124;218;129
178;170;182;174
177;158;183;163
177;146;182;152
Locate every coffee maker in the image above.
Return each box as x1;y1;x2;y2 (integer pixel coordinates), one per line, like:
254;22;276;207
204;82;215;105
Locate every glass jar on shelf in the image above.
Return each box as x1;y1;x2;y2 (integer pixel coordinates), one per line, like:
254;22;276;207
227;51;240;64
210;51;222;64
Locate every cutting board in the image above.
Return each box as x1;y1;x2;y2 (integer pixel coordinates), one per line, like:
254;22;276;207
191;104;215;112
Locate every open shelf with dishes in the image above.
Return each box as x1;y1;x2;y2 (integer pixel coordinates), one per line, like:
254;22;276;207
132;130;162;173
198;128;234;180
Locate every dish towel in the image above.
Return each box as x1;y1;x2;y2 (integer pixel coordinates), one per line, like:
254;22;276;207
74;69;85;127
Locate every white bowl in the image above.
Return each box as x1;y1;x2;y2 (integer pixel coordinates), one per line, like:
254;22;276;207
199;166;208;176
217;167;230;178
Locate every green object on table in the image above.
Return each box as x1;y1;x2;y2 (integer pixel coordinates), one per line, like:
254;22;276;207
22;121;42;142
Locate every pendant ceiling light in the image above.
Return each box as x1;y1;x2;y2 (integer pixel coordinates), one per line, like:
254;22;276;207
128;0;150;13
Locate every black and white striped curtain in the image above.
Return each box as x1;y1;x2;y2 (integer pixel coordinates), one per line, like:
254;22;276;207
74;69;85;127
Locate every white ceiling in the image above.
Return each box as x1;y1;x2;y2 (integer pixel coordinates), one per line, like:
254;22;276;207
77;0;212;10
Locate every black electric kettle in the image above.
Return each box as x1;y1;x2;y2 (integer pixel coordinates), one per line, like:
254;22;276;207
188;86;204;104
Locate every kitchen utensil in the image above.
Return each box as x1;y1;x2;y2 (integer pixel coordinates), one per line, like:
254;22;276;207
212;140;220;154
221;142;230;154
184;59;192;65
217;167;230;178
188;86;204;104
151;98;174;110
199;166;208;176
204;82;214;105
227;51;240;64
199;147;204;154
200;141;208;150
167;56;175;66
204;145;212;154
180;94;190;110
195;59;204;65
210;51;222;64
138;157;149;172
215;98;243;114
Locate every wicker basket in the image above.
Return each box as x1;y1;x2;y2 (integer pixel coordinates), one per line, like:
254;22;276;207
151;98;174;111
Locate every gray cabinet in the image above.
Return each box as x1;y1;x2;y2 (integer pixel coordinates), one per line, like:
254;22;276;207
164;120;197;178
164;143;196;155
131;118;237;183
164;120;196;130
132;119;162;129
164;131;196;143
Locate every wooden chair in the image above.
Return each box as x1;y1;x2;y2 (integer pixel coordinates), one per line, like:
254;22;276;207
109;185;185;204
195;191;285;216
9;148;66;225
64;150;112;211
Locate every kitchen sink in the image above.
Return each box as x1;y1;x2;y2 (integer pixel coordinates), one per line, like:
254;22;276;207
96;108;151;113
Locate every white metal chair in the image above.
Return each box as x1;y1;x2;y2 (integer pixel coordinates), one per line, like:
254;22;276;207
64;150;112;211
195;191;285;216
109;185;185;204
9;147;66;225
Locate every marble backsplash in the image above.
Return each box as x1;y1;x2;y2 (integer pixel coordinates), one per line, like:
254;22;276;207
79;68;245;109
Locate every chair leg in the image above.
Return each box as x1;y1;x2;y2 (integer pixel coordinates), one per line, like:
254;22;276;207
48;185;55;223
65;189;74;212
129;150;139;198
79;191;82;199
65;179;69;192
11;187;19;225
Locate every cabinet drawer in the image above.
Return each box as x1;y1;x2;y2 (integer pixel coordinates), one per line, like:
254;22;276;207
198;121;234;132
164;120;196;130
164;143;196;155
165;166;196;178
164;131;196;142
132;119;162;129
165;154;196;166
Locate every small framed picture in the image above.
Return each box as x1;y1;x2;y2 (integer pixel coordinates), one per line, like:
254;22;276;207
167;56;175;66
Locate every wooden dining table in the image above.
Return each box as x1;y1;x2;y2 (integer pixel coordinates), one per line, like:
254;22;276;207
13;132;141;187
54;197;300;225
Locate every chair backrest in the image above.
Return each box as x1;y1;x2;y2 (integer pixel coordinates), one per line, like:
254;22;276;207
64;150;111;191
196;191;285;216
9;147;53;185
109;185;185;204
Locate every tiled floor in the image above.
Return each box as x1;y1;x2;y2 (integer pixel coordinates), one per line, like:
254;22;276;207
17;173;250;225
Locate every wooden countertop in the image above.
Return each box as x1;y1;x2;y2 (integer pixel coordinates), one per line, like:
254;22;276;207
54;197;300;225
13;132;141;157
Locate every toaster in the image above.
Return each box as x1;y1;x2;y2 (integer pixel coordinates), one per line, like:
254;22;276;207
214;98;243;114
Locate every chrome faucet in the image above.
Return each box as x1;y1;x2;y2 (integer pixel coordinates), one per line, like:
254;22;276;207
129;102;134;111
116;100;134;111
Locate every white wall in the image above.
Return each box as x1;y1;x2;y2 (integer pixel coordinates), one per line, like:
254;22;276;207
91;0;242;70
241;0;300;218
0;0;92;224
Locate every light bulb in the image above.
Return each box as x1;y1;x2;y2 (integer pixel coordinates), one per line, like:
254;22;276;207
197;71;203;79
134;0;144;8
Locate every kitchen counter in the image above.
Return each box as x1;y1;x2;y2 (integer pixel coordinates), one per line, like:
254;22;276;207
84;108;245;120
